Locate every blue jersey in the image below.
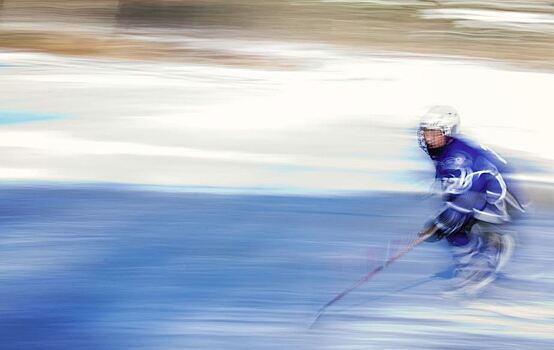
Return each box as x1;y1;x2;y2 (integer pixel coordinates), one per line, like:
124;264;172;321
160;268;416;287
430;136;525;234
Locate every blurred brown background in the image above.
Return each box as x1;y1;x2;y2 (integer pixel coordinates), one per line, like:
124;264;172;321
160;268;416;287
1;0;553;69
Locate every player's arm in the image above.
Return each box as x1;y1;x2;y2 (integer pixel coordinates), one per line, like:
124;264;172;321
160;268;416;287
419;205;472;242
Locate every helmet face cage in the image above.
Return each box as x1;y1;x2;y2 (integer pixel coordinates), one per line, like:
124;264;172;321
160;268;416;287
417;128;429;154
417;126;451;154
417;106;460;154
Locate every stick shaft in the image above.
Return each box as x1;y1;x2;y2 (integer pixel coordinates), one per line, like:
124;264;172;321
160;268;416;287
311;227;437;327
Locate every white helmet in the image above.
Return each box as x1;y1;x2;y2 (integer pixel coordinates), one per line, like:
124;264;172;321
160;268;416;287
418;105;460;153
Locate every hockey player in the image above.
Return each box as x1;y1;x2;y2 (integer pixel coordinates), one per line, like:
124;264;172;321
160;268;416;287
417;106;526;294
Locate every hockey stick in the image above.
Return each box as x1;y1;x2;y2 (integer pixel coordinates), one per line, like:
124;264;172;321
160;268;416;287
310;225;438;328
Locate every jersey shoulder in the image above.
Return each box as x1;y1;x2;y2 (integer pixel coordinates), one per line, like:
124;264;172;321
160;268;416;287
449;136;508;171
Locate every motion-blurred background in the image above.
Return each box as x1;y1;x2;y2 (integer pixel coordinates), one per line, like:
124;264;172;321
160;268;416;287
0;0;553;194
0;2;553;349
